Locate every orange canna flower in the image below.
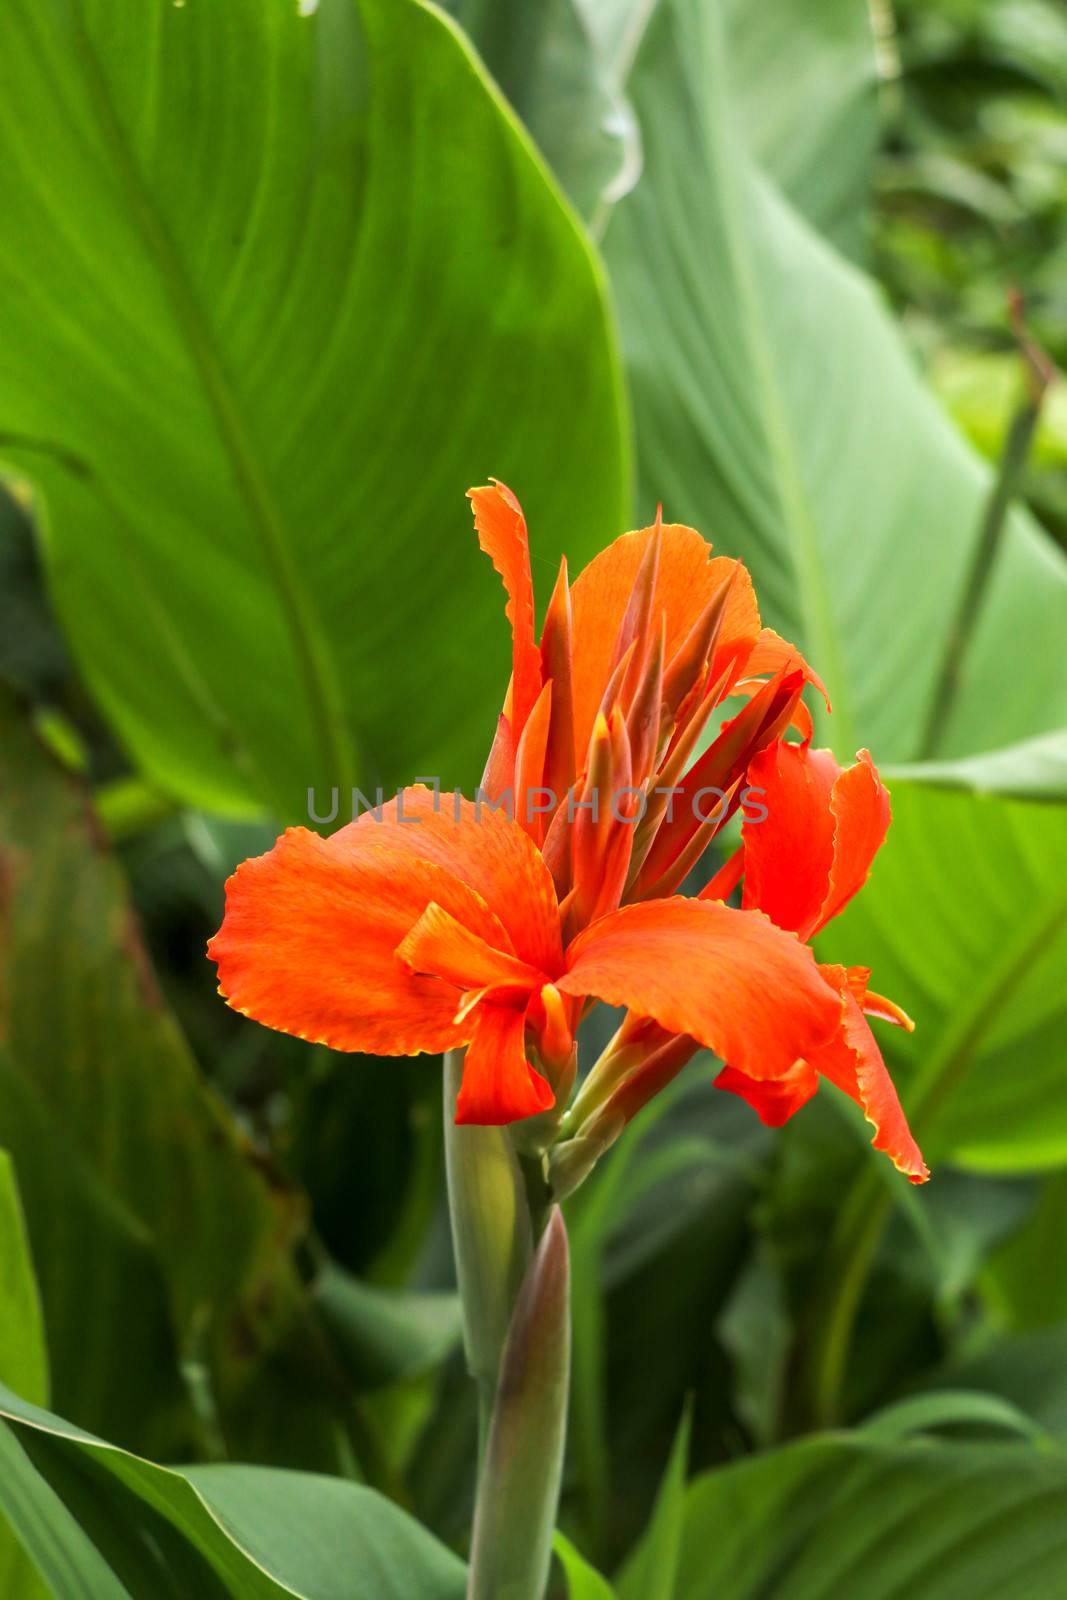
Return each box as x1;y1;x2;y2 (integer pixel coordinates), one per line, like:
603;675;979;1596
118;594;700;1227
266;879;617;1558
208;481;925;1182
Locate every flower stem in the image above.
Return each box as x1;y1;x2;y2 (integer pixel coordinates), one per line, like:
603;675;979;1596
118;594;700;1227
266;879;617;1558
444;1053;573;1600
442;1050;533;1455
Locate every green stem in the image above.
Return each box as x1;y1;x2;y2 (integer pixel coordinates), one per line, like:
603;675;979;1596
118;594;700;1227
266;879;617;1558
921;357;1050;759
442;1051;533;1456
803;1166;890;1429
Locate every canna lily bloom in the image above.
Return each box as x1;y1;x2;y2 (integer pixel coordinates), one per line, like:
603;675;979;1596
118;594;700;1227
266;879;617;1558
208;785;840;1125
208;481;925;1183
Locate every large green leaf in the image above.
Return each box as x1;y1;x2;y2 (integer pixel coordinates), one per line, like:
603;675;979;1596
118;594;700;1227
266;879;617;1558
442;0;633;223
0;1152;48;1413
988;1171;1067;1330
615;1405;690;1600
184;1464;468;1600
0;0;627;818
312;1265;462;1389
554;1532;617;1599
0;693;331;1461
0;1382;466;1600
0;1154;51;1600
0;1423;132;1600
887;728;1067;802
661;1434;1067;1598
916;1332;1067;1449
723;0;878;258
819;773;1067;1171
600;0;1067;761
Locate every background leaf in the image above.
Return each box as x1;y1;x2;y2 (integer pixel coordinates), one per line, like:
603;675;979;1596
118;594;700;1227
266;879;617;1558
442;0;635;223
0;1152;48;1413
554;1531;617;1599
0;1422;132;1600
668;1434;1067;1599
600;0;1067;761
819;772;1067;1171
0;1154;51;1600
0;1381;468;1600
723;0;878;259
0;692;335;1463
0;0;627;818
615;1403;691;1600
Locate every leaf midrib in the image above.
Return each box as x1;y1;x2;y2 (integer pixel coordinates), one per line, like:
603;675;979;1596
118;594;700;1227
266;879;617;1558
680;1;857;751
66;4;359;805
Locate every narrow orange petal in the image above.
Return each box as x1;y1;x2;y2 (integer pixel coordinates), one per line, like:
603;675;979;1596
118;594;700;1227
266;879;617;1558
863;989;915;1032
469;482;542;738
540;556;577;808
559;898;841;1082
662;563;740;717
714;1060;819;1126
481;711;516;802
515;679;554;845
570;524;760;775
812;965;928;1182
209;829;501;1056
454;1002;555;1125
637;669;804;896
627;614;666;790
732;676;814;742
569;704;634;933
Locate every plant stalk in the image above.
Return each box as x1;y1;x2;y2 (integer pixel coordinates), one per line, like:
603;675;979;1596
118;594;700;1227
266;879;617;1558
921;318;1053;758
442;1050;533;1455
444;1052;573;1600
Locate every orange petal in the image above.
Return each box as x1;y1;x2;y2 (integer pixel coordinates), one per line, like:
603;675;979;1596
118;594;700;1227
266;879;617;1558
715;1060;819;1126
636;668;804;897
821;750;891;931
863;989;915;1032
481;711;516;803
469;482;543;738
334;787;563;975
745;627;830;711
732;676;814;742
559;898;841;1081
397;901;546;998
812;965;928;1182
209;828;504;1056
570;524;760;775
742;741;838;938
742;744;890;939
539;557;577;807
662;564;741;717
515;679;554;845
454;1002;555;1125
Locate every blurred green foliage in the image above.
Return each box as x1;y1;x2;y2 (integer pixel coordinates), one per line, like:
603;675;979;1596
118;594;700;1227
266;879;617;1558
1;0;1067;1594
